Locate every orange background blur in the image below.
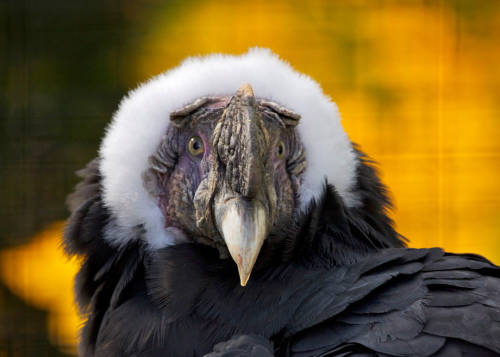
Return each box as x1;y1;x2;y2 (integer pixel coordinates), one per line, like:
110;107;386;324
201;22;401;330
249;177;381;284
1;0;499;355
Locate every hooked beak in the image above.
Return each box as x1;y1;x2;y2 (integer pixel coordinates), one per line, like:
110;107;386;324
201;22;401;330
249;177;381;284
214;198;267;286
211;83;271;286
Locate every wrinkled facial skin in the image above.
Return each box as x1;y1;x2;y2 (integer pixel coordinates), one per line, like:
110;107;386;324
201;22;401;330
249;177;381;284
145;85;306;284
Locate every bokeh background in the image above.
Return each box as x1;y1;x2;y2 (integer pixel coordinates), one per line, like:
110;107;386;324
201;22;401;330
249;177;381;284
1;0;499;355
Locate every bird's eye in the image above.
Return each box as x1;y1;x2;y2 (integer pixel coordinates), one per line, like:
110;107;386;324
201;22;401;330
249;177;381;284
276;140;286;159
188;136;204;156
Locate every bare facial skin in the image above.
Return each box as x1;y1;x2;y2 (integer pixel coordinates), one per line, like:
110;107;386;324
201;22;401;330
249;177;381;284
144;84;306;285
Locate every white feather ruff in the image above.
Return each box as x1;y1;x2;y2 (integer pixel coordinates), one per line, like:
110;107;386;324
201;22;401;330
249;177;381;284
100;48;359;249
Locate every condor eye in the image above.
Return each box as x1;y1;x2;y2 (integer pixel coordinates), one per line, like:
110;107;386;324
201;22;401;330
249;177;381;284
276;140;286;159
188;136;204;156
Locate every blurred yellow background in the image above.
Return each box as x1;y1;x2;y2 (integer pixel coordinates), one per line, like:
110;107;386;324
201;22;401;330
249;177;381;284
1;0;499;355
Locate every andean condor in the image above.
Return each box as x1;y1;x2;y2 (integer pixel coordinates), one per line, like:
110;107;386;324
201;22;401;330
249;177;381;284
64;48;500;356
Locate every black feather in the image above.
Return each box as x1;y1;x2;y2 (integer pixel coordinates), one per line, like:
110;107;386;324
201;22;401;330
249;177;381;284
347;145;407;249
65;159;500;356
205;335;274;357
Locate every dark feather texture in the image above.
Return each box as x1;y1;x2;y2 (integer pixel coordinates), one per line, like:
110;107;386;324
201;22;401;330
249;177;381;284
65;158;500;356
205;335;274;357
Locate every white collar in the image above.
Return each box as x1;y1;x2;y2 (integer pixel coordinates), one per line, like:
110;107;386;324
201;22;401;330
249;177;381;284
99;48;359;249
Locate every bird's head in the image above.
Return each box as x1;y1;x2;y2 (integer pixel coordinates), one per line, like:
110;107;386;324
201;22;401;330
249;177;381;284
94;49;402;287
143;83;304;285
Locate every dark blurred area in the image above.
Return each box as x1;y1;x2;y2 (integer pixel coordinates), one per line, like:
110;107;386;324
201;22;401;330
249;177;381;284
1;0;139;354
1;0;130;247
1;0;500;355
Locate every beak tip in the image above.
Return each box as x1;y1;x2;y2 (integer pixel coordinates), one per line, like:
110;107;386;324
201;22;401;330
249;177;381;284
239;271;251;287
216;198;267;289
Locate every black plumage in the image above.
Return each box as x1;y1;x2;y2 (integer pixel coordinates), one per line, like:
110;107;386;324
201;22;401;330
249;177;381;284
65;154;500;356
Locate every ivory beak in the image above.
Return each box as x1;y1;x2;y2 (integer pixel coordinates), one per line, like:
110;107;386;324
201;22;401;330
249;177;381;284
215;199;267;286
